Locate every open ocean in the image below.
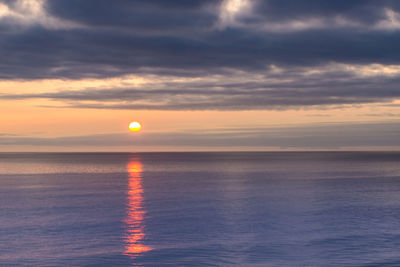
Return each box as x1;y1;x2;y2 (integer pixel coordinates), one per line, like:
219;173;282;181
1;152;400;266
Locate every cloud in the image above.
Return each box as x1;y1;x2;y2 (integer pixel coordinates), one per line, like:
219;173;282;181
0;121;399;149
45;0;217;32
1;0;400;80
0;0;80;29
249;0;400;30
2;64;400;110
219;0;252;28
364;112;400;117
3;26;400;80
1;0;400;111
0;133;21;137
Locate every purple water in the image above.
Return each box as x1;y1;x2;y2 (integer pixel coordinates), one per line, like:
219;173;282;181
1;152;400;266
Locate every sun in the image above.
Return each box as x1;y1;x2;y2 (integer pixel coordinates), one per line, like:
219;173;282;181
129;121;142;132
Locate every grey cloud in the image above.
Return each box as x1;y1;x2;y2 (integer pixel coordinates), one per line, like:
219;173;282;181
1;1;400;80
45;0;400;31
0;133;21;137
2;27;400;80
1;121;399;148
45;0;218;32
251;0;396;25
364;113;400;117
2;66;400;110
1;0;400;111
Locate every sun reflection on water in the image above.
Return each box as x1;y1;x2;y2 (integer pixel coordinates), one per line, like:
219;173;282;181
124;159;152;257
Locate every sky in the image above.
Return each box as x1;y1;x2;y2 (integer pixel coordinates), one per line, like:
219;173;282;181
0;0;400;151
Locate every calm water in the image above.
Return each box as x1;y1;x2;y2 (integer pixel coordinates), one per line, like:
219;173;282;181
1;152;400;266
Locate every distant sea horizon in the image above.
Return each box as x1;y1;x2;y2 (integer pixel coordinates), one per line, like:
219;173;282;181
2;149;400;153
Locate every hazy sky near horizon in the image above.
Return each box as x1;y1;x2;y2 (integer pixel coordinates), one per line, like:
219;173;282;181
1;0;400;151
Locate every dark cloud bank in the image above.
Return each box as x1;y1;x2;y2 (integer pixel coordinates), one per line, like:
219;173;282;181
1;0;400;110
3;67;400;110
1;122;399;149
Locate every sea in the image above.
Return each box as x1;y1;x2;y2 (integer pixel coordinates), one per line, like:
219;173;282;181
1;152;400;266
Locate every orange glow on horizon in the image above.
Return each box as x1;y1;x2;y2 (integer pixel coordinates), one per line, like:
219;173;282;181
124;159;152;257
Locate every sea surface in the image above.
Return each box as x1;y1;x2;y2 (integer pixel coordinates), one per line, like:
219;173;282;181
1;152;400;266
